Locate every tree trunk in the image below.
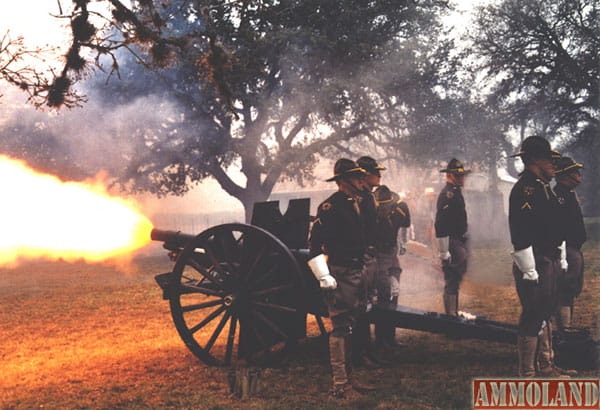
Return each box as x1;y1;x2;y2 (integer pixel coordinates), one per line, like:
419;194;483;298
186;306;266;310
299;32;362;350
579;153;600;217
239;188;270;223
488;156;500;194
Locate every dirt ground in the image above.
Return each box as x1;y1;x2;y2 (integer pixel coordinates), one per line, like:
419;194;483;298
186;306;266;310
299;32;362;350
1;243;598;409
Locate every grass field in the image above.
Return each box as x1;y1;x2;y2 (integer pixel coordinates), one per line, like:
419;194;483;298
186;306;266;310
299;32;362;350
1;241;598;410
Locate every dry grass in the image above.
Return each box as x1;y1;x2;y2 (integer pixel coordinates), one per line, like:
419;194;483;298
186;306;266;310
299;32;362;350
1;242;598;410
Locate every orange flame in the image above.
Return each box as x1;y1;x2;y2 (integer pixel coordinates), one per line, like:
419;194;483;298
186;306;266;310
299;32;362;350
0;155;154;266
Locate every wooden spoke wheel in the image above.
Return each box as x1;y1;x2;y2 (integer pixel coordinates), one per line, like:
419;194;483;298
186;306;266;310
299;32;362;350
168;223;306;366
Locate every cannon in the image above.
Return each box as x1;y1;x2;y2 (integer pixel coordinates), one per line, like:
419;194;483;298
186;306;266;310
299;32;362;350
151;199;599;370
151;198;328;366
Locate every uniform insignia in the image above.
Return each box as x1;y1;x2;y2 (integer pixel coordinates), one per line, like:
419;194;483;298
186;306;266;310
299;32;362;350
521;202;532;210
321;202;332;211
523;186;535;197
558;196;566;205
395;207;406;217
446;191;454;199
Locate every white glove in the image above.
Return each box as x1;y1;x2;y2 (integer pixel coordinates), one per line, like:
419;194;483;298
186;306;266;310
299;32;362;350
398;243;406;256
400;227;409;245
390;276;400;299
559;241;568;271
511;246;539;282
307;254;337;290
398;227;408;255
437;236;451;262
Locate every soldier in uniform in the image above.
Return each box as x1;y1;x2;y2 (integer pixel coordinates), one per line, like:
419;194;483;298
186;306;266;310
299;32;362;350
508;136;576;377
307;158;377;399
435;158;471;316
553;156;586;329
373;185;411;347
356;156;383;295
351;155;388;367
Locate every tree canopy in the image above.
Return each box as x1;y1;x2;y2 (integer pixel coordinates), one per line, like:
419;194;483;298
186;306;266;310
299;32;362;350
1;0;598;217
471;0;599;213
27;0;451;219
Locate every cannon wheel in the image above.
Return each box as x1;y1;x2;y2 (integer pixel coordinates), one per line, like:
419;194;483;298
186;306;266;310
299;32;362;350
168;223;306;366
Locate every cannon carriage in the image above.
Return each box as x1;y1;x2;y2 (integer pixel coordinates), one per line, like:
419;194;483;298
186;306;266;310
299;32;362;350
152;198;327;366
152;198;598;370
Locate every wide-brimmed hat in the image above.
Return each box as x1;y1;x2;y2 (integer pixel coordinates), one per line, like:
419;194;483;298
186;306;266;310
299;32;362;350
326;158;366;182
510;135;561;159
554;156;584;175
357;156;386;176
439;158;471;175
374;185;393;203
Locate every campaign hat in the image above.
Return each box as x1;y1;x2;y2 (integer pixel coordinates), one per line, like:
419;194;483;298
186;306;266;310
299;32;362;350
439;158;471;175
326;158;366;182
554;156;584;175
510;135;560;159
357;156;386;176
374;185;393;203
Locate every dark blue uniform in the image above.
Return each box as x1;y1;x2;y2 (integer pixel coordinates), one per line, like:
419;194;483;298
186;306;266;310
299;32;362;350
509;170;564;336
375;196;411;301
359;189;378;253
435;182;468;295
375;197;411;254
555;183;586;307
374;194;411;346
309;191;367;336
358;188;378;295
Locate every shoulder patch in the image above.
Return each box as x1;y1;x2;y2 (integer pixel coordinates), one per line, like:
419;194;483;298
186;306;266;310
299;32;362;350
446;191;454;199
321;202;332;211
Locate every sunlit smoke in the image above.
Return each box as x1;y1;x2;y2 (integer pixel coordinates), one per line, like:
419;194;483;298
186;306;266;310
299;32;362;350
0;155;153;266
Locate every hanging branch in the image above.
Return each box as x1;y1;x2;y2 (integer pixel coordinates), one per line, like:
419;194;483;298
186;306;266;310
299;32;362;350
42;0;235;111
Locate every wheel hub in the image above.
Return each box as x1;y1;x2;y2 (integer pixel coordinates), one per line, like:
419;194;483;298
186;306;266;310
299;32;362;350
223;295;235;306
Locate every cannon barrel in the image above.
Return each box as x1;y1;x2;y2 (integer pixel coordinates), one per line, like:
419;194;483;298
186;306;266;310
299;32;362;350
150;228;196;251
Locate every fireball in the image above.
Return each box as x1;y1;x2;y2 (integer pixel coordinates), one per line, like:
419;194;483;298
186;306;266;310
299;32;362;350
0;155;153;266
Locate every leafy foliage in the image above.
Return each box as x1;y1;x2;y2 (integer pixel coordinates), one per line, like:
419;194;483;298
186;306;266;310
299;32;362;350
0;32;80;108
471;0;600;214
38;0;450;217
